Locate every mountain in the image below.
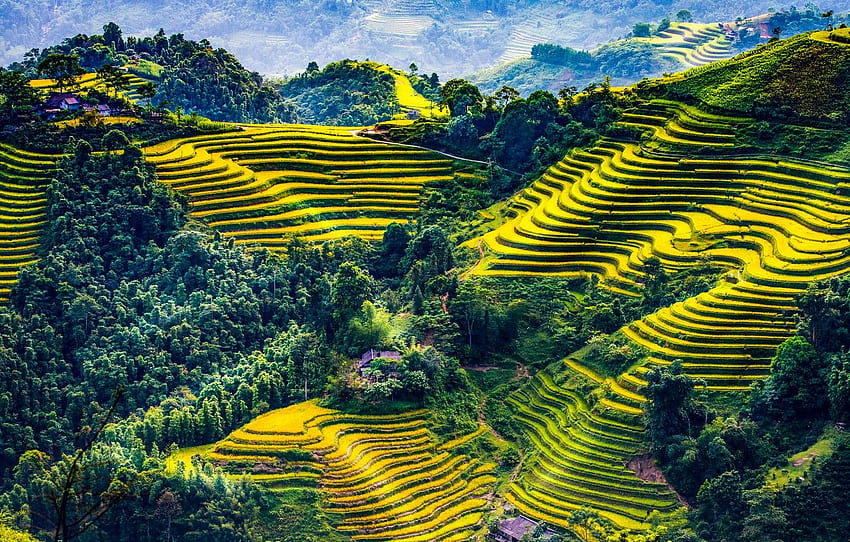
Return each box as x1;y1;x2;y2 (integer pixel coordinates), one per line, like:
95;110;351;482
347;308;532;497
3;0;848;78
467;9;844;95
648;27;850;121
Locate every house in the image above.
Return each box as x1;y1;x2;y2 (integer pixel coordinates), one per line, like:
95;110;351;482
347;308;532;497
491;515;557;542
44;93;82;111
358;349;401;374
406;109;421;120
38;93;84;119
95;104;112;117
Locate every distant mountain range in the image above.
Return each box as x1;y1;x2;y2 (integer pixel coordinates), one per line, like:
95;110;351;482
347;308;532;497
3;0;850;78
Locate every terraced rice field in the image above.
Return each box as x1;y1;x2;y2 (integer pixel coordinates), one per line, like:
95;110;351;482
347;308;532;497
506;365;679;530
638;22;737;69
0;144;57;302
144;126;467;245
472;97;850;532
30;69;156;103
202;401;496;541
370;63;446;118
476;98;850;389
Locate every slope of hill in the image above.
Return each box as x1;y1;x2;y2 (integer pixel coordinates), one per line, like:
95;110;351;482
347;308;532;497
649;28;850;120
0;0;817;78
276;60;443;125
467;82;850;532
0;144;56;303
468;11;840;95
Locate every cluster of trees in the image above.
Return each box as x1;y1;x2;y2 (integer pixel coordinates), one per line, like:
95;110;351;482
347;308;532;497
530;44;594;67
383;76;636;199
0;125;497;537
642;274;850;541
276;60;398;125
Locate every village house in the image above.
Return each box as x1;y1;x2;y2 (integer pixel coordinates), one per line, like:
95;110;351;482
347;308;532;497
491;515;557;542
38;93;83;118
357;349;401;375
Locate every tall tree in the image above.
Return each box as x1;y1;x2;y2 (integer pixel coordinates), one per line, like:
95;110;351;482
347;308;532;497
37;54;84;92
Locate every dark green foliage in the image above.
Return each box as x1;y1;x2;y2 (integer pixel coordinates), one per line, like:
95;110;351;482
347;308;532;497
632;22;652;37
440;79;484;117
797;275;850;353
372;222;410;281
36;53;84;91
530;44;594;67
277;60;398;125
694;439;850;542
0;136;375;478
752;337;828;418
644;362;704;447
0;69;39;125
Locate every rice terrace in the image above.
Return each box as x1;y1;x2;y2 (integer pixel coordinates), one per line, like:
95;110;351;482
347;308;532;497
0;6;850;542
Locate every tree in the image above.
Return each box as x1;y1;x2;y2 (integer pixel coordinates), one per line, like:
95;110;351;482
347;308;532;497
137;82;157;102
0;69;40;124
761;336;827;417
827;350;850;419
676;9;693;22
632;22;652;37
102;22;124;50
37;54;84;92
155;491;182;542
16;390;137;542
644;361;702;447
492;85;520;111
439;79;484;117
96;64;130;97
331;262;375;325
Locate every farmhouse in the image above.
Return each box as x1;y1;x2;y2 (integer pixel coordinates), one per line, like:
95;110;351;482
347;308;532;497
44;93;82;111
491;515;557;541
358;349;401;374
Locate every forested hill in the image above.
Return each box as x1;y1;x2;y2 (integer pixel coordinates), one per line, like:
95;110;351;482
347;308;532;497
1;0;841;77
11;24;294;123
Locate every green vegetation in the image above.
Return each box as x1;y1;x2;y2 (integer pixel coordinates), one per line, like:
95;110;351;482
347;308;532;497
472;9;845;96
277;60;400;126
11;23;293;123
6;15;850;542
650;29;850;121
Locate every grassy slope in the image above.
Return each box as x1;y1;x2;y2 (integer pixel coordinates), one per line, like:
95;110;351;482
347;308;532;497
654;29;850;119
469;21;737;95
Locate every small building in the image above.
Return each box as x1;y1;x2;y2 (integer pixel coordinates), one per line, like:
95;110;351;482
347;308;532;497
358;349;401;374
95;104;112;117
38;93;84;119
44;93;82;111
406;109;421;120
491;515;557;542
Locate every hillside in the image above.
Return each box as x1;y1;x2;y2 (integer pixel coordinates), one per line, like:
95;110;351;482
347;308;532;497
649;28;850;120
468;10;842;95
3;21;850;542
0;0;829;77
